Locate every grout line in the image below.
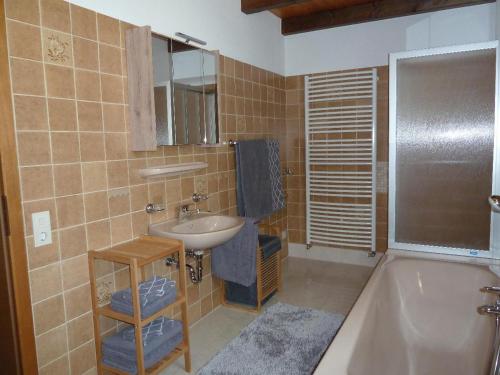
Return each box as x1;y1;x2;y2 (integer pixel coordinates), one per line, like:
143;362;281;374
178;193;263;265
95;12;119;335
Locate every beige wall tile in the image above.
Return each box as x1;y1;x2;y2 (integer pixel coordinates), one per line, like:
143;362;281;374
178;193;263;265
127;159;146;185
51;132;80;163
69;339;96;375
14;95;48;130
107;160;128;188
56;195;84;228
97;14;120;46
5;0;40;25
33;294;65;335
75;69;101;101
130;184;148;212
110;214;132;245
187;301;201;324
73;36;98;71
40;0;70;33
7;20;42;60
200;295;212;317
48;98;77;131
84;191;109;222
45;64;75;98
30;263;62;302
10;58;45;95
104;132;127;160
114;268;130;290
59;225;87;259
181;177;194;201
20;165;54;201
80;132;105;162
64;283;91;320
99;44;121;75
62;254;89;290
36;325;68;367
131;211;148;237
102;103;124;131
67;312;94;350
70;5;96;40
39;355;69;375
54;163;82;196
86;219;110;250
81;162;107;192
26;233;59;270
108;188;130;216
101;74;123;103
17;132;51;166
77;101;102;131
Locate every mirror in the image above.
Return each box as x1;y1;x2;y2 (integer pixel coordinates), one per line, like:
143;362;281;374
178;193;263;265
151;34;219;146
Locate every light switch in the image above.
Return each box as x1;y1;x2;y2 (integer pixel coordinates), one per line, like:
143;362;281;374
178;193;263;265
32;211;52;247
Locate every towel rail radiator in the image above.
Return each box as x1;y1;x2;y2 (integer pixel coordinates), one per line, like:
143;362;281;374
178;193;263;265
305;69;377;256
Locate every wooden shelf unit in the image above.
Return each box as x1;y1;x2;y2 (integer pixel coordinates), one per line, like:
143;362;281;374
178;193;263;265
88;235;191;375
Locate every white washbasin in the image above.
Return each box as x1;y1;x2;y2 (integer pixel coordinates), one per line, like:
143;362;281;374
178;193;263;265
149;213;245;249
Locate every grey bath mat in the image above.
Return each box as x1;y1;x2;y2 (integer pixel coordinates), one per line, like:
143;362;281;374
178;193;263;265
197;302;344;375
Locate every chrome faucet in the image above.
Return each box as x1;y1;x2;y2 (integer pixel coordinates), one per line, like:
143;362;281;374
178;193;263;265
192;192;208;203
478;286;500;375
145;203;165;214
178;204;200;219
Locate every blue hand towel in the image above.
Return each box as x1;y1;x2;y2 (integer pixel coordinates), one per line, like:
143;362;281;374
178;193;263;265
235;140;273;219
211;218;258;287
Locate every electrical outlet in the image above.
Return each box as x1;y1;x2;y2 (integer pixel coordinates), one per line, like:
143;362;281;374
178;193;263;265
32;211;52;247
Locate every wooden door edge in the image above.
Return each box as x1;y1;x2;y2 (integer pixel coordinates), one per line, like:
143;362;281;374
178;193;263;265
0;1;38;373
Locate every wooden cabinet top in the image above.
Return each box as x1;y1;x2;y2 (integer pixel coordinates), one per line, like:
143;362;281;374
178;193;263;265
89;235;183;266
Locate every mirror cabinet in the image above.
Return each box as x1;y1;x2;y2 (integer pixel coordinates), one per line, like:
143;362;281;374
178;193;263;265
126;26;219;151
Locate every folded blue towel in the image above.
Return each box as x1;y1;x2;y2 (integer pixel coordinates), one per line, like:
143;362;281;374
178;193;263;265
103;332;182;374
103;317;182;354
110;276;176;319
102;317;183;374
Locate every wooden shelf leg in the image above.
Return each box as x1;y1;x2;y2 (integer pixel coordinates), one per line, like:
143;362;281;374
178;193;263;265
178;245;192;372
88;252;103;375
130;259;146;374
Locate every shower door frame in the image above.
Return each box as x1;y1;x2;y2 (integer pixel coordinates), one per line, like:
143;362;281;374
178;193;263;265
388;41;500;259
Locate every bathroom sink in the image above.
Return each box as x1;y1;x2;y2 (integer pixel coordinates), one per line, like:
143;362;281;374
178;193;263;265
149;213;245;249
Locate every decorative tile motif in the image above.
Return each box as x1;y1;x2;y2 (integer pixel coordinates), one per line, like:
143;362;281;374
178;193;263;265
43;29;72;66
96;280;112;306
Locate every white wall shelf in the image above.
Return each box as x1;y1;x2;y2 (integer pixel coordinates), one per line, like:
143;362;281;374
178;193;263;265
139;162;208;179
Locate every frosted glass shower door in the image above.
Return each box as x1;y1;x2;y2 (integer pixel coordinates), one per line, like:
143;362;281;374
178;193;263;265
389;42;500;258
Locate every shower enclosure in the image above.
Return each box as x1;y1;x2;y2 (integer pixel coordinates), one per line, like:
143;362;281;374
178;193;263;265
389;41;500;258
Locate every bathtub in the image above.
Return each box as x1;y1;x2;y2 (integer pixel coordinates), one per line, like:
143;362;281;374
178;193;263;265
315;250;500;375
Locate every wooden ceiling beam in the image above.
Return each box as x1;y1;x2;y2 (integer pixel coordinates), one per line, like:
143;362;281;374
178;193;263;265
282;0;495;35
241;0;308;14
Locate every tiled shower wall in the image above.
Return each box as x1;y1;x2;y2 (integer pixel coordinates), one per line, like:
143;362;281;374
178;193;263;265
4;0;286;373
285;67;389;252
